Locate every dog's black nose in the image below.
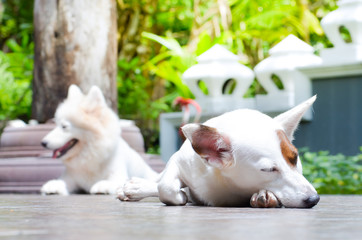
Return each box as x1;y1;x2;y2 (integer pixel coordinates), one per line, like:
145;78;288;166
303;194;320;208
41;141;47;148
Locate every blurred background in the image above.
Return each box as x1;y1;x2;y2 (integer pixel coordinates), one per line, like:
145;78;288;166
0;0;360;194
0;0;339;150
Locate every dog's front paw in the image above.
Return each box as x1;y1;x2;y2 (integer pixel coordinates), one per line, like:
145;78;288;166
117;178;142;201
41;179;69;196
90;180;119;195
117;177;157;201
250;190;281;208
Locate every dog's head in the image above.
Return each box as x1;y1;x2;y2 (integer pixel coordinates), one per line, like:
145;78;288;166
182;96;319;208
41;85;119;160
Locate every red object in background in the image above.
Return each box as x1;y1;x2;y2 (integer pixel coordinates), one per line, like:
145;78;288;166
173;97;202;141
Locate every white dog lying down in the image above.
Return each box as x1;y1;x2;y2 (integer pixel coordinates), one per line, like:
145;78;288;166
118;96;320;208
41;85;158;195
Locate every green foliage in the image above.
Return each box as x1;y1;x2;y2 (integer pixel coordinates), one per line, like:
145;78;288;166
151;0;194;45
140;0;339;100
301;148;362;194
0;0;33;129
117;0;340;152
0;0;34;49
117;57;171;120
142;32;195;98
5;35;34;84
117;57;173;152
0;51;31;131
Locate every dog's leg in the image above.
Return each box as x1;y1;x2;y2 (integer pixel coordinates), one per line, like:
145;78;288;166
41;174;77;195
117;177;159;201
41;179;69;195
250;190;281;208
157;161;188;206
90;180;122;195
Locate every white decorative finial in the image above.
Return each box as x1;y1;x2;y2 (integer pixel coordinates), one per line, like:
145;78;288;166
254;34;321;120
320;0;362;64
269;34;315;55
182;44;255;113
196;44;239;62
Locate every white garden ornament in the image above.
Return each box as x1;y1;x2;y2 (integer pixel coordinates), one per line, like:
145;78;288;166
182;44;255;114
254;35;322;120
321;0;362;64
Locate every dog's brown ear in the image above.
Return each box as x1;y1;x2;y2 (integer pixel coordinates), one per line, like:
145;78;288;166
182;123;233;169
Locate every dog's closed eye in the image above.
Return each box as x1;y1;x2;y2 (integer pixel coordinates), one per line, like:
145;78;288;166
61;122;71;130
260;167;278;173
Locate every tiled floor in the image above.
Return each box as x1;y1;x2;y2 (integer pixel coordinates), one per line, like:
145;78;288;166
0;195;361;239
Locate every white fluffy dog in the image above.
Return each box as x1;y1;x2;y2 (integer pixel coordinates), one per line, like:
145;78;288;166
41;85;157;195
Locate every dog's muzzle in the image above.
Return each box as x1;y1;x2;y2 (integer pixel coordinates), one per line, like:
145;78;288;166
303;194;320;208
42;139;79;159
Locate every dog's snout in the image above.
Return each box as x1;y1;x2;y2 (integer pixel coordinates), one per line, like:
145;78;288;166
303;194;320;208
41;140;48;148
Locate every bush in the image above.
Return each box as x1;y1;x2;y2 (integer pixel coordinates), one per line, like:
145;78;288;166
0;1;34;134
117;57;173;153
0;51;31;133
300;148;362;194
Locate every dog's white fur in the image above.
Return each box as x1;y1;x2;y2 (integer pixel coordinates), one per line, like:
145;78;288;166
118;96;319;208
41;85;157;195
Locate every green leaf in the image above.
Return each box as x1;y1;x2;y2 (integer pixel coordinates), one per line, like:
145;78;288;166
5;39;22;52
142;32;183;56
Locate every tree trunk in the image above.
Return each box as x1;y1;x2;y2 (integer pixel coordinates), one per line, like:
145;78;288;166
32;0;117;122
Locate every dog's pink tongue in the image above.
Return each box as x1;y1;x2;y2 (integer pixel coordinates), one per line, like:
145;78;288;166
52;140;73;159
52;149;60;159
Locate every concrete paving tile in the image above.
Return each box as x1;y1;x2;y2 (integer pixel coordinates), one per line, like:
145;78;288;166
0;195;361;240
